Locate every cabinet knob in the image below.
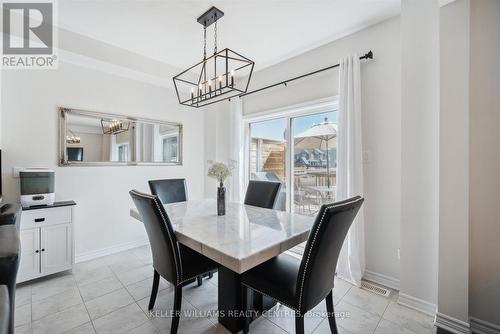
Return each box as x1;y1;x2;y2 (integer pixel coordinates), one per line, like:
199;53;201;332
41;248;46;252
35;250;39;253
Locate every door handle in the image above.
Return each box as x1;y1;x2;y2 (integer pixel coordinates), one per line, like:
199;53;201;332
34;218;45;223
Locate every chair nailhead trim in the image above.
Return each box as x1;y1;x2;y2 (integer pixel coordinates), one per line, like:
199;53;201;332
132;190;182;285
297;198;361;311
153;198;182;285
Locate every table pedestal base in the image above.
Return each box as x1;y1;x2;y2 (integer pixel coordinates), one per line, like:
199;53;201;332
218;266;277;333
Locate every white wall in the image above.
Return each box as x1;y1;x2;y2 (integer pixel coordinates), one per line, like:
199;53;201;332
240;17;403;285
1;61;206;261
438;0;470;327
203;103;233;198
400;0;440;311
469;0;500;328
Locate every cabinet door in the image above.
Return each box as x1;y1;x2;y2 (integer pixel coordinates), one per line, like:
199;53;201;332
18;228;41;282
41;224;72;275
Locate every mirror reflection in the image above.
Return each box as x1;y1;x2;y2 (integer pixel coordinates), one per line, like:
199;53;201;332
60;108;182;166
134;122;180;163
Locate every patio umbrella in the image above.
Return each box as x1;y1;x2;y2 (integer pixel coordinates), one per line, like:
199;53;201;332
294;118;337;187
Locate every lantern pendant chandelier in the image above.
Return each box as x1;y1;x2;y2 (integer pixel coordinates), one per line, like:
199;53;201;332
173;6;255;108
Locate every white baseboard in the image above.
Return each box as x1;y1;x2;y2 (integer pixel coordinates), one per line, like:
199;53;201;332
75;239;149;263
470;317;500;334
363;270;400;291
435;312;470;334
398;293;437;317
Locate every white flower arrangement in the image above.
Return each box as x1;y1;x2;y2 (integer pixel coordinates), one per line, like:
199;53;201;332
207;160;237;186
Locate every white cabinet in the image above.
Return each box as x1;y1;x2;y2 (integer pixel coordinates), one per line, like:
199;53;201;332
18;228;41;281
41;224;72;275
17;202;76;283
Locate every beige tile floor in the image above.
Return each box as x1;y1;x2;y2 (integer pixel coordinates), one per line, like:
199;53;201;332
14;245;436;334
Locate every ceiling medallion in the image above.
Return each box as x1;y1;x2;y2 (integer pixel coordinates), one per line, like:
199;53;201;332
173;6;255;108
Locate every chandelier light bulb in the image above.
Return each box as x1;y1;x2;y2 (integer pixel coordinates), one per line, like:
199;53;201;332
218;75;223;89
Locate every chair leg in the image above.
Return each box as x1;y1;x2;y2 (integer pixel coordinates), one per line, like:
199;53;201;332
197;276;203;286
325;290;339;334
208;271;214;279
295;312;305;334
171;285;182;334
148;270;160;311
241;285;250;334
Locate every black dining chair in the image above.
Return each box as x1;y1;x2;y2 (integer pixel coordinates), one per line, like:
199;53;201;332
244;180;281;209
0;286;9;334
148;179;187;205
129;190;219;334
149;178;214;285
240;196;364;334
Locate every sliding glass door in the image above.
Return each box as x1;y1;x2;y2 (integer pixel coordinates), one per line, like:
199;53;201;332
246;104;337;216
249;118;288;211
292;111;336;216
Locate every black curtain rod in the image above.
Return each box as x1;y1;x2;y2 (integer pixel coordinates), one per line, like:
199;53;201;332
233;50;373;100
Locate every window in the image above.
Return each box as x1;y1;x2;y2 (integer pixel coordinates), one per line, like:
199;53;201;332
249;118;287;211
162;136;178;162
246;99;338;215
117;143;129;162
292;111;337;216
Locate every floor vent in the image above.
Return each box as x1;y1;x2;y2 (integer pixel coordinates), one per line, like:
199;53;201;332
361;280;391;297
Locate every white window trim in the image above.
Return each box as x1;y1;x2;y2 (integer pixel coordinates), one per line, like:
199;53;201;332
161;134;179;162
153;124;179;162
117;142;129;162
243;96;339;122
243;96;339;212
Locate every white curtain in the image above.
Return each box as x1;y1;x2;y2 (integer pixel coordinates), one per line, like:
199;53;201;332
336;54;365;286
228;98;245;203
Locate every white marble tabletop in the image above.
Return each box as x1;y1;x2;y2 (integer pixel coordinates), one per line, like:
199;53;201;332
130;199;314;273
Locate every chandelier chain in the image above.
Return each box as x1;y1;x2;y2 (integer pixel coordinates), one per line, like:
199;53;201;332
214;20;218;54
203;26;207;60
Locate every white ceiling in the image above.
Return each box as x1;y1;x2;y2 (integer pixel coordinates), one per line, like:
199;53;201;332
58;0;404;71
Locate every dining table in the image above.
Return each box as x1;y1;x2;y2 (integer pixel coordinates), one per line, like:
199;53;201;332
130;198;314;333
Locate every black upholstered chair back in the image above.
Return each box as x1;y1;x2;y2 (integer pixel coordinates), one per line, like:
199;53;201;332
130;190;181;285
148;179;187;204
296;196;364;312
244;180;281;209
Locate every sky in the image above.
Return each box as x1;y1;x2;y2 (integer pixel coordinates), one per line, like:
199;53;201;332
250;111;337;141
